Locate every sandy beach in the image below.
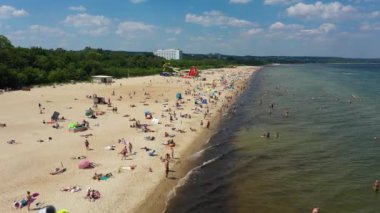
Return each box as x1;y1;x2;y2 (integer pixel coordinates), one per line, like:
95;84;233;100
0;66;259;213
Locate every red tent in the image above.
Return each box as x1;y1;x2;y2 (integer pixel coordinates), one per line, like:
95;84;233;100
182;66;198;78
188;66;198;77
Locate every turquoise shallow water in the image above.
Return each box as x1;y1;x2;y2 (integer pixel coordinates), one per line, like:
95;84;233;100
165;64;380;213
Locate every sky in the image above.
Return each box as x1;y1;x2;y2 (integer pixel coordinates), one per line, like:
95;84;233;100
0;0;379;58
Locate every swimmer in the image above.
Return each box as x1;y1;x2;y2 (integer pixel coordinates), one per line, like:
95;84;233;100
312;207;320;213
373;180;379;192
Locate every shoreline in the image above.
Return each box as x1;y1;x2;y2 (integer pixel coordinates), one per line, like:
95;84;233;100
0;66;259;212
136;67;260;213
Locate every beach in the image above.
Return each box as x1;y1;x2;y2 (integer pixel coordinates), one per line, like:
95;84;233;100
0;66;259;213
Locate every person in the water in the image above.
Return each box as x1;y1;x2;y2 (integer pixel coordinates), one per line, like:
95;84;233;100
373;180;379;192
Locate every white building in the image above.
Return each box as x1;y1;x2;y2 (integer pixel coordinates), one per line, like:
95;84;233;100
92;75;113;84
153;49;182;60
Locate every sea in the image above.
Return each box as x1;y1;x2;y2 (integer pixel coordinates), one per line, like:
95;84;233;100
164;64;380;213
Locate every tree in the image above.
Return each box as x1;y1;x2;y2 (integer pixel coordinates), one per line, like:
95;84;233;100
0;35;14;49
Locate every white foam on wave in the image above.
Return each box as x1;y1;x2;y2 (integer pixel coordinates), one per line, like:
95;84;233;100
163;154;224;213
186;136;214;161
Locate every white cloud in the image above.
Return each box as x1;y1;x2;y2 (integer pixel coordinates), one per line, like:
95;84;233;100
190;35;223;42
81;27;110;36
287;1;356;20
165;28;182;35
185;10;253;27
361;23;380;31
265;23;336;40
29;25;68;37
369;11;380;19
229;0;252;4
190;36;208;41
0;5;28;19
64;13;111;36
264;0;299;5
116;21;155;35
299;23;336;35
64;13;111;27
68;5;87;12
269;21;303;30
166;37;177;42
243;28;263;36
130;0;147;3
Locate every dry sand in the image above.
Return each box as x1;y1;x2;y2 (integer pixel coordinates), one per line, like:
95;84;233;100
0;66;259;212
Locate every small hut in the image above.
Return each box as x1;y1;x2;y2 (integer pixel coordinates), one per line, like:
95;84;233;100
92;75;113;84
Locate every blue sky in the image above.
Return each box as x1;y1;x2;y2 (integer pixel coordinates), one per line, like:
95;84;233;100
0;0;379;58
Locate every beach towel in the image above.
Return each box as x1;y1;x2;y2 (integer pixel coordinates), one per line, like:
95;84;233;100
100;176;110;181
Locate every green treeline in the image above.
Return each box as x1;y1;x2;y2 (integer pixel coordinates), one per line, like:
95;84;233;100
0;35;241;89
0;35;167;89
2;34;378;89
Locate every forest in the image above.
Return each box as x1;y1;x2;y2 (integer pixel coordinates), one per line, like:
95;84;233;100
0;35;239;89
1;34;379;89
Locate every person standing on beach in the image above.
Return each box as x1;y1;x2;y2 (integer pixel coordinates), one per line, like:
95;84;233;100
128;141;133;154
85;139;90;150
26;191;32;210
165;159;170;178
170;147;174;159
206;121;210;129
121;146;128;160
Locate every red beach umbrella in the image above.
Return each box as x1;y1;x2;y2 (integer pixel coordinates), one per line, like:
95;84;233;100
78;159;91;169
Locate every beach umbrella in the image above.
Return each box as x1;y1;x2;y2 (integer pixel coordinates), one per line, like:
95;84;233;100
78;159;90;169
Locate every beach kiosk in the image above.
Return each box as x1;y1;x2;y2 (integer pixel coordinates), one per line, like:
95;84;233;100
92;75;113;84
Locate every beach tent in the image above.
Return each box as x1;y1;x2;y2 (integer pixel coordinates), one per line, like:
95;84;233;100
176;93;182;100
78;159;91;169
202;99;208;104
188;66;199;77
51;111;60;121
94;97;106;105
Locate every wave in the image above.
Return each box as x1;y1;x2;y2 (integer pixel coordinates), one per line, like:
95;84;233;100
163;154;226;213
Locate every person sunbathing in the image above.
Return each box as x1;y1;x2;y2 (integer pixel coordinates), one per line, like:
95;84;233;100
177;129;186;133
50;167;66;175
52;123;60;129
145;136;155;141
80;134;93;138
104;145;116;150
141;146;151;152
61;186;81;193
85;188;101;201
0;123;6;127
71;156;86;160
6;140;16;144
93;173;113;181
